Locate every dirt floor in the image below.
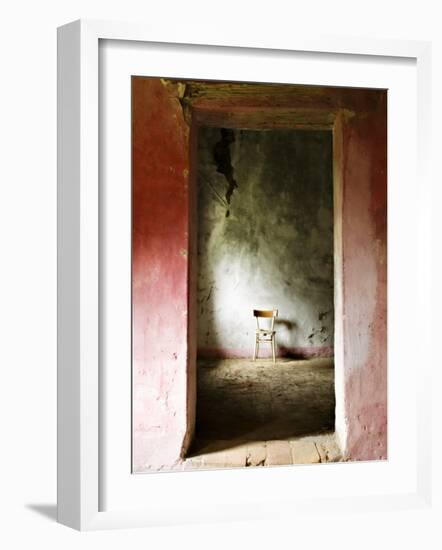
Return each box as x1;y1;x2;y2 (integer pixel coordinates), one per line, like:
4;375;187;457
169;357;342;471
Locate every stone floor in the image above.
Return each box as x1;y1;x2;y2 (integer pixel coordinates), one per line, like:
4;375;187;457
171;357;342;471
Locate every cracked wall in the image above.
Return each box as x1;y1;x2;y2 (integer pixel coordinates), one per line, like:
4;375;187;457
197;127;334;358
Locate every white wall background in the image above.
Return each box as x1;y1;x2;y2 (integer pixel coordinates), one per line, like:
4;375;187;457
0;1;441;548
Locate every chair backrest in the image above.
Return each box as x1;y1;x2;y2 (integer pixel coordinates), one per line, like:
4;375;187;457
253;309;278;330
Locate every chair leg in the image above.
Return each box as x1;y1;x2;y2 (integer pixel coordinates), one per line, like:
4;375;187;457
272;336;276;363
253;337;258;361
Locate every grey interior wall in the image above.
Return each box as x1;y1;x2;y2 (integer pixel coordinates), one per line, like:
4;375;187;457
197;127;334;357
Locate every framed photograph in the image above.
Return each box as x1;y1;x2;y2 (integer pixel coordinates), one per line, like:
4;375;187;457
57;19;432;530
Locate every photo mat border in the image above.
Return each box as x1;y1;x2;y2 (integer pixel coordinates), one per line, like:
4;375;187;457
57;19;432;530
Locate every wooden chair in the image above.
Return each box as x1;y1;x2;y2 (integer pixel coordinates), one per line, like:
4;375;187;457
253;309;278;362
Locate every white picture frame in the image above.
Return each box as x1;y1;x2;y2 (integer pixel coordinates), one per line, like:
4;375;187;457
57;19;432;531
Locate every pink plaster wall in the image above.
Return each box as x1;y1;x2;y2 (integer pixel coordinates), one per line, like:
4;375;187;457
132;78;191;471
341;99;387;460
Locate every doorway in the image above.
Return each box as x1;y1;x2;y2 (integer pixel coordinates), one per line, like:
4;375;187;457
187;126;338;467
